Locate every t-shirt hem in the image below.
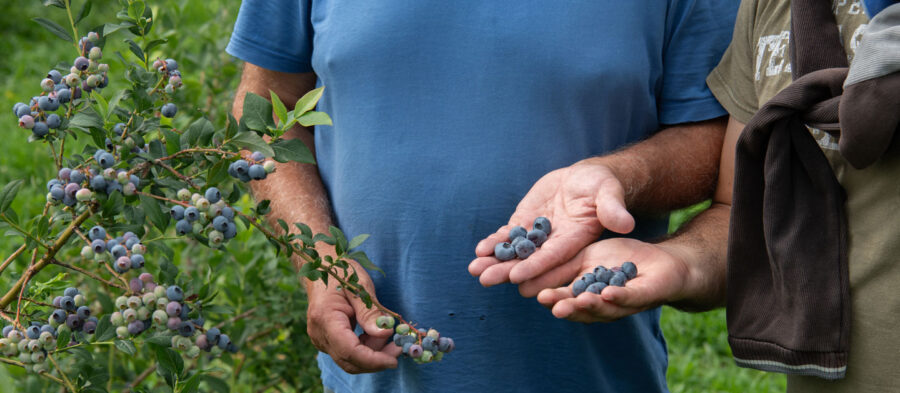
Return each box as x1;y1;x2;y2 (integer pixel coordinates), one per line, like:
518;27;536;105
225;35;314;74
706;68;756;124
658;96;728;126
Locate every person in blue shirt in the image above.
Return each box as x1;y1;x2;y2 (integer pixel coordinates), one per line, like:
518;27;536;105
227;1;738;392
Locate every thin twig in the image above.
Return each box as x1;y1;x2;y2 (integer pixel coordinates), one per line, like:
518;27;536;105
0;357;67;386
47;353;77;392
0;244;27;276
124;363;156;392
51;259;128;291
214;307;257;329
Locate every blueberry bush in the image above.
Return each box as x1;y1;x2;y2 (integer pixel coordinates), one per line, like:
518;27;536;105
0;1;455;391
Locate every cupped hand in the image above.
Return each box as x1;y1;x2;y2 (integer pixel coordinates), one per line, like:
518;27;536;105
535;237;690;323
468;160;635;291
303;257;402;374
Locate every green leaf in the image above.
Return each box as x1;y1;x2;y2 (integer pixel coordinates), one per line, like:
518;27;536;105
295;222;312;237
140;194;169;231
43;0;65;8
178;373;201;393
114;340;136;356
329;226;349;253
125;38;144;62
94;315;115;342
154;345;184;380
69;109;104;131
271;138;315;164
75;1;92;25
145;333;174;347
32;17;72;42
56;328;71;350
227;131;274;157
270;90;288;126
0;180;24;214
101;189;123;217
201;376;230;393
207;160;229;186
162;128;181;155
293;86;324;114
298;111;333;127
104;22;135;36
348;234;369;250
143;38;167;55
312;233;335;245
182;118;215;148
349;251;383;274
241;92;275;132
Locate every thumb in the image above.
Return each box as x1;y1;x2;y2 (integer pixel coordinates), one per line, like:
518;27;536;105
595;177;635;234
350;295;395;339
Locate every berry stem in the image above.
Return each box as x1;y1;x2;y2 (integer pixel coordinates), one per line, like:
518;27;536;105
50;259;128;291
135;190;191;207
126;363;156;392
47;353;77;393
213;307;256;329
0;357;66;386
63;0;80;54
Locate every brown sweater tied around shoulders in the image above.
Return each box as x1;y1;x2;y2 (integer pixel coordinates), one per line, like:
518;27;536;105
726;0;900;380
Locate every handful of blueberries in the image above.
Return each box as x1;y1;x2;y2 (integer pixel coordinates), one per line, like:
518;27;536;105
571;262;637;296
492;217;552;261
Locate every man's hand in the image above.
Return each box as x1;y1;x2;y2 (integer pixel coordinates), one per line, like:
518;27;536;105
535;237;691;323
304;257;402;374
468;160;635;293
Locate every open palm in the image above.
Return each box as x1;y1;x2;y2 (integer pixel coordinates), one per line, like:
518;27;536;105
468;160;636;296
535;237;689;323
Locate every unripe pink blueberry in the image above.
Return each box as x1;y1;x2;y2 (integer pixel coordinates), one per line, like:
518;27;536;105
166;316;182;330
115;256;131;271
129;278;143;293
139;272;153;283
18;115;34;129
166;301;182;317
41;78;54;92
144;282;157;292
75;188;92;201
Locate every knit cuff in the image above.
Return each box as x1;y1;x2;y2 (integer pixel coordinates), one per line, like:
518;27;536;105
729;336;847;380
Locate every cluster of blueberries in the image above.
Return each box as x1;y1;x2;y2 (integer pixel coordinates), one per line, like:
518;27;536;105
228;151;275;182
46;164;143;208
13;31;108;138
377;316;455;364
0;287;98;373
171;187;238;247
571;262;638;296
151;57;183;113
80;225;148;274
493;217;552;261
110;275;237;358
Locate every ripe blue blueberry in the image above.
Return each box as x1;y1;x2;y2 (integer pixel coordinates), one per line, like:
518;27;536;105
206;327;221;345
50;186;64;201
47;70;63;84
88;226;106;241
248;164;266;180
66;314;83;330
25;326;40;340
212;216;229;232
160;103;177;118
89;175;107;191
130;254;145;269
110;245;127;259
421;336;437;352
595;269;614;284
438;337;455;353
83;320;97;335
69;170;84;184
586;282;607;294
32;122;49;137
609;272;627;287
204;187;221;204
514;238;536;259
493;242;516;261
217;334;231;350
165;59;178;71
166;286;184;302
533;216;552;235
220;207;234;220
224;222;237;240
177;321;195;337
90;239;106;254
40;324;56;337
64;182;79;198
526;229;547;247
76;306;91;319
56;88;71;103
127;321;144;335
508;226;527;242
175;219;192;235
37;96;55;111
15;104;31;118
1;326;12;338
60;296;76;311
621;261;637;280
250;151;265;162
184;207;199;222
50;309;67;324
170;205;185;220
63;287;79;298
113;123;125;136
105;181;123;195
572;279;588;296
46;114;61;129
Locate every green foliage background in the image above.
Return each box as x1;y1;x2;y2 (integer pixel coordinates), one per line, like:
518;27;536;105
0;1;784;392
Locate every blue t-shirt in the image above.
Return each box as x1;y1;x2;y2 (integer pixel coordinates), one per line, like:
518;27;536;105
228;1;737;392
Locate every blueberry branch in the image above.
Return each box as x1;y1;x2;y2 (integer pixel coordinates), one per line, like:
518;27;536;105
0;357;66;386
47;353;77;393
0;208;94;309
63;0;79;54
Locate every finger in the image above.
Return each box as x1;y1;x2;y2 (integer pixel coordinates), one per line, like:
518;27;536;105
537;287;573;308
468;255;501;277
360;332;401;355
508;232;588;284
477;260;518;287
516;256;585;297
571;292;642;322
329;326;399;373
595;177;635;234
474;225;513;257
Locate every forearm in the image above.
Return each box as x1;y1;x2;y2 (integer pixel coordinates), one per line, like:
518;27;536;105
231;63;334;290
589;117;727;215
656;203;729;311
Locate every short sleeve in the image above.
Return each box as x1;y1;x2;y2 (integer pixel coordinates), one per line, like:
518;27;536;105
705;0;759;124
658;0;740;125
226;0;314;73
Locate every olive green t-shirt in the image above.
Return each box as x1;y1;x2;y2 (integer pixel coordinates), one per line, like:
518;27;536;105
708;1;900;392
